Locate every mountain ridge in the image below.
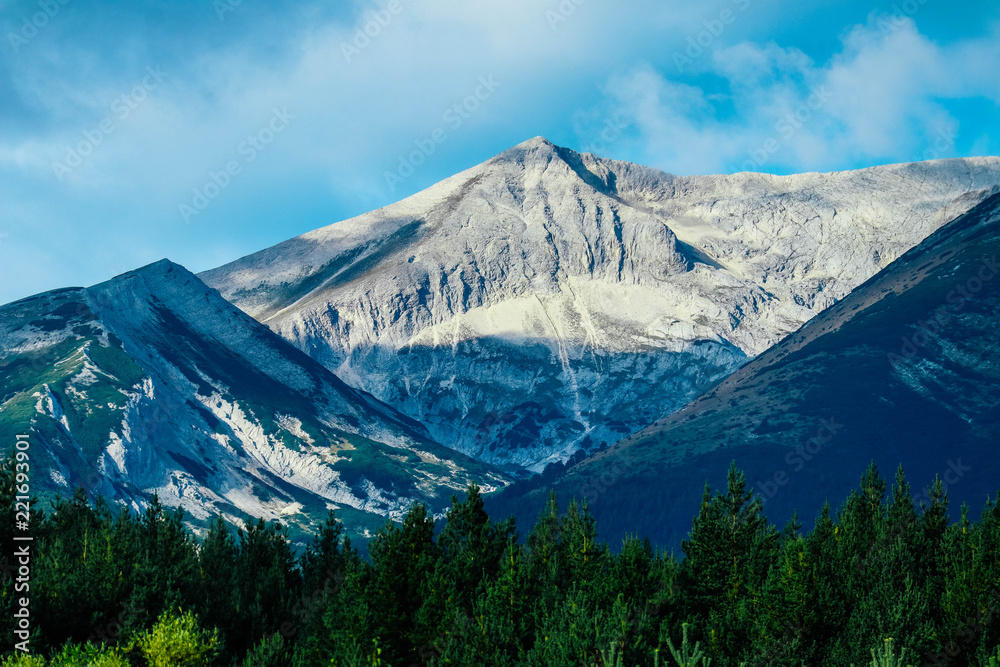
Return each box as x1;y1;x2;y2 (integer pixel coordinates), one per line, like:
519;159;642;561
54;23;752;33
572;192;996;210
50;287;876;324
0;259;508;542
200;138;1000;469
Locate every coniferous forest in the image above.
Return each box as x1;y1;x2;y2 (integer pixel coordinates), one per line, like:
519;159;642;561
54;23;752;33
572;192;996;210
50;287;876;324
3;454;1000;667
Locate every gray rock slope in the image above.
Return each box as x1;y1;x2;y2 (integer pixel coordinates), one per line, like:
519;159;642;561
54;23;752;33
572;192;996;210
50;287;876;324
491;191;1000;548
201;137;1000;470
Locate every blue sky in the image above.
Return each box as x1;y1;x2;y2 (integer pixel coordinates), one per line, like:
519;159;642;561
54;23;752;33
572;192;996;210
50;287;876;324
0;0;998;306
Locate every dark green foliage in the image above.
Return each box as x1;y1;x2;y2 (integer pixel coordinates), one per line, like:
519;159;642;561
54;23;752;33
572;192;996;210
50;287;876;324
5;457;1000;666
331;444;418;494
86;341;145;388
677;463;779;662
240;633;289;667
367;501;439;664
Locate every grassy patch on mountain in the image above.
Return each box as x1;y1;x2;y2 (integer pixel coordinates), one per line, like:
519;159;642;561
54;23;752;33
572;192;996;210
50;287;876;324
333;441;419;495
88;337;145;387
0;326;150;467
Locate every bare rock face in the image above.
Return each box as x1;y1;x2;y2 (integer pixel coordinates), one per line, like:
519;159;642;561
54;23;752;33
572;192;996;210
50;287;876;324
503;192;1000;549
201;137;1000;470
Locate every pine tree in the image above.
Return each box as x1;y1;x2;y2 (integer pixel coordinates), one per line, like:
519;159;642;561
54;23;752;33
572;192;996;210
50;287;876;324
293;510;358;662
367;502;439;664
801;502;850;658
614;536;673;665
227;518;301;660
33;489;126;653
432;535;532;666
299;510;350;595
968;494;1000;660
121;496;200;636
830;466;935;664
299;541;373;666
917;477;949;638
755;524;810;665
665;622;711;666
194;515;237;660
416;485;517;659
560;499;608;587
436;485;516;611
677;463;779;662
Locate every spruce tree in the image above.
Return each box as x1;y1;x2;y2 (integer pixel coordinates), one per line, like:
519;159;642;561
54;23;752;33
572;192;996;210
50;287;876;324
367;502;439;664
195;515;238;660
229;518;301;660
677;463;778;662
121;496;200;637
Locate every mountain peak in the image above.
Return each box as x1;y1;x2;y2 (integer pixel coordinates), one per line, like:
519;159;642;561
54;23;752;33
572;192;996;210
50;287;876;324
487;136;618;195
514;136;555;150
127;258;187;278
0;256;506;543
93;259;204;298
491;135;561;164
201;145;1000;469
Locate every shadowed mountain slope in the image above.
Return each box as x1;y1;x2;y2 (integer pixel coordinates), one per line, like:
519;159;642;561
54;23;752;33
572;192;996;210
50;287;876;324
488;191;1000;548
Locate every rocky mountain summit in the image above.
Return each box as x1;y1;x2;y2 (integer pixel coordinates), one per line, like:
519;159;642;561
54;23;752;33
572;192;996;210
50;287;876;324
202;138;1000;470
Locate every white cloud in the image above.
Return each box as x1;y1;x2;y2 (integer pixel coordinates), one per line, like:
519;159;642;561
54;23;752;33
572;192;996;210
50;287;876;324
1;1;704;303
0;2;997;305
593;16;1000;176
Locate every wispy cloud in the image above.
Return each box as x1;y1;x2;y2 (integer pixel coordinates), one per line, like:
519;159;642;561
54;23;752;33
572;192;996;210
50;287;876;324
594;16;1000;175
0;1;997;305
